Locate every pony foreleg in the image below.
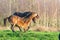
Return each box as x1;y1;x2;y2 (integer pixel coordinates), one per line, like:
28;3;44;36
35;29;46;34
17;26;22;31
23;26;30;32
27;26;30;31
11;24;15;32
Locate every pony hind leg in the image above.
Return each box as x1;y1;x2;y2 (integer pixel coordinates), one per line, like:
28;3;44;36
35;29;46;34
11;24;15;32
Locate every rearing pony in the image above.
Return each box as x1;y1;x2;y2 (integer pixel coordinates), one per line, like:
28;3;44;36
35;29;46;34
4;12;39;32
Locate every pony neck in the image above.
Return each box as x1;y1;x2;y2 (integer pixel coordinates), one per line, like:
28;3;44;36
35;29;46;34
29;14;36;19
25;14;36;24
23;14;37;28
24;14;34;24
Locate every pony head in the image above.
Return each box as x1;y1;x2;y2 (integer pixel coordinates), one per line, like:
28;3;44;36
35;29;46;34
31;12;39;23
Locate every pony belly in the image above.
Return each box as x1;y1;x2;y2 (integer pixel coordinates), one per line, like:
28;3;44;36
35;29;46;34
17;21;24;28
17;21;29;30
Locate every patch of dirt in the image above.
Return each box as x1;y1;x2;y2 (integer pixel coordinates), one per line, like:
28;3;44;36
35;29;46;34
0;26;19;30
29;26;60;32
0;25;60;32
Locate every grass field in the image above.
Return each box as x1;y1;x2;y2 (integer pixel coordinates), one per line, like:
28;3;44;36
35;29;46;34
0;30;59;40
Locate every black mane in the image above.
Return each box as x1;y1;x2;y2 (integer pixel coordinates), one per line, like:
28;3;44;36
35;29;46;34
13;12;32;18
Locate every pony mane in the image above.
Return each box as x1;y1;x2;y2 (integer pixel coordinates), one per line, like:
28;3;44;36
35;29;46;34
13;12;32;18
24;12;32;18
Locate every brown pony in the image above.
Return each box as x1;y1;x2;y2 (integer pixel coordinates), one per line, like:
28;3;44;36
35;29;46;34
4;12;39;32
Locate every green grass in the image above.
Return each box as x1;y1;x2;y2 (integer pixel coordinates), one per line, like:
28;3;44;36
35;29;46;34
0;30;59;40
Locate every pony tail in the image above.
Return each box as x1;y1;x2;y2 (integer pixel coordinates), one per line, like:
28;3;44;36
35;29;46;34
4;17;8;26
